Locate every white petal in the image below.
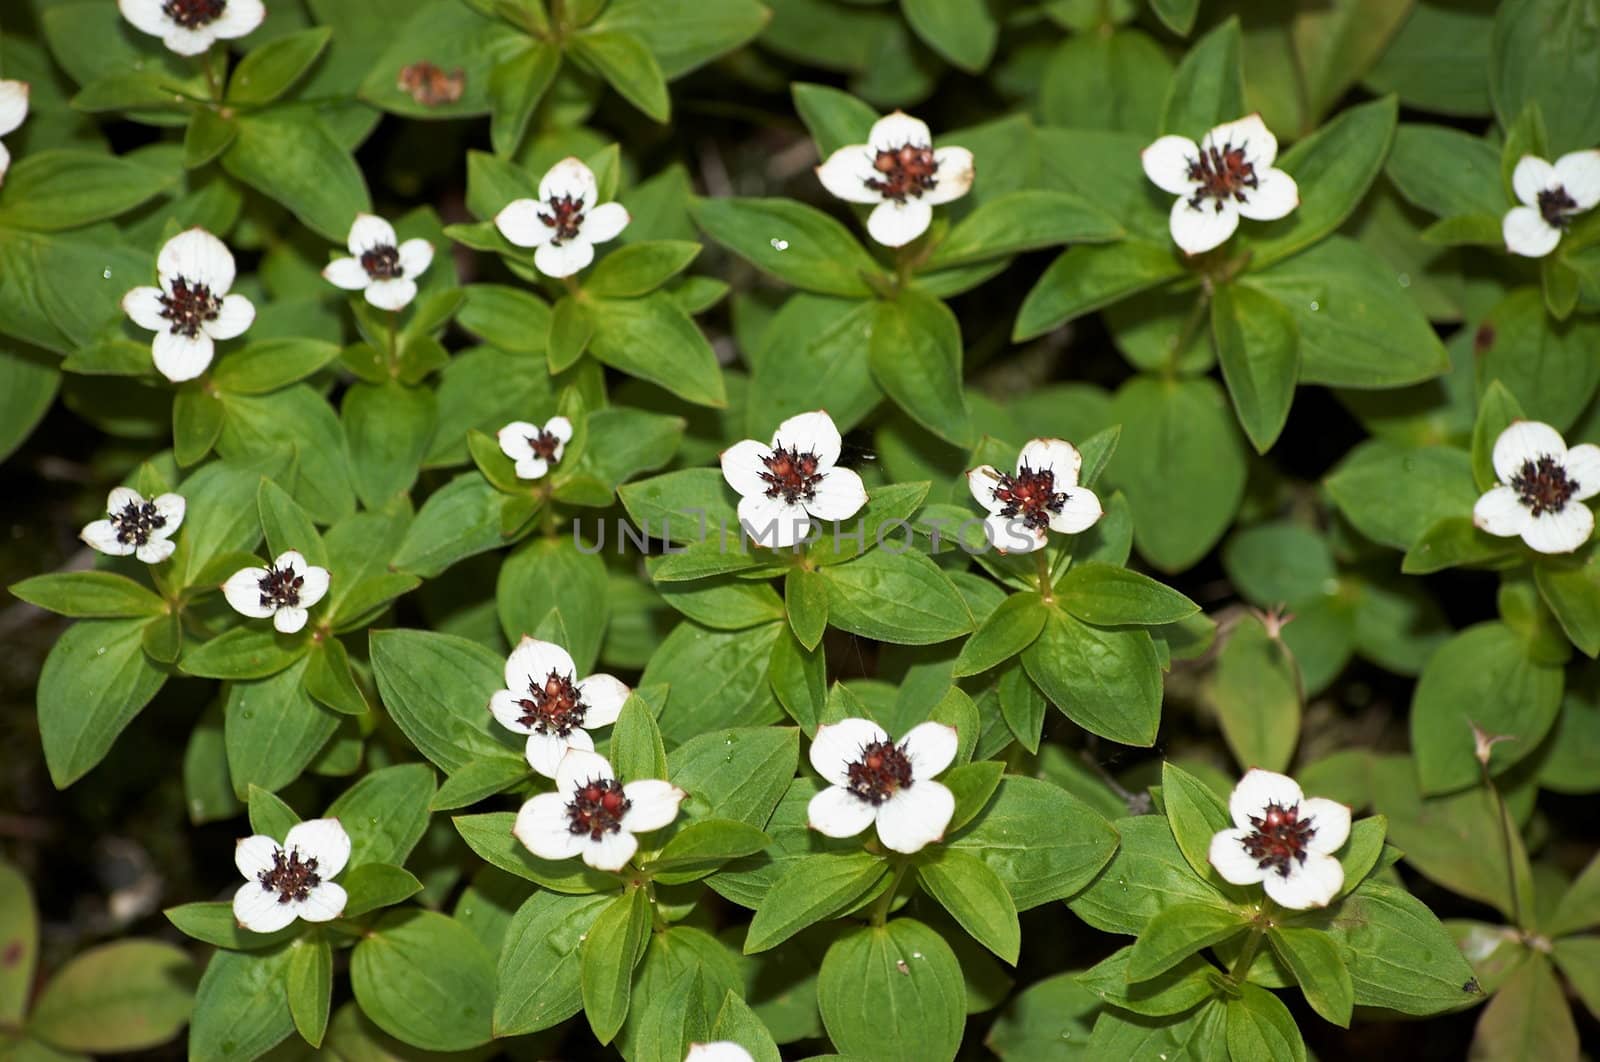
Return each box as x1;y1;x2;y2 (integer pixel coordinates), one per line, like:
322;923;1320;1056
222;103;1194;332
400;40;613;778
772;410;843;468
274;607;308;633
1049;487;1103;534
323;257;369;290
540;157;599;212
900;721;958;780
875;782;954;854
525;728;589;779
1512;155;1556;208
816;146;883;204
397;238;434;278
1236;167;1298;221
1473;485;1529;537
1493;421;1567;484
581;829;638;872
544;416;574;444
235;835;281;879
1503;206;1561;258
926;146;975;206
1263;854;1344;910
805;467;868;521
81;519;134;557
297;565;330;608
738;493;810;548
1208;828;1268;885
0;141;9;186
151;330;213;383
497;421;539;462
1522;503;1594;555
582;202;629;245
535;239;595;279
363;278;417;311
274;550;308;577
159;228;235;293
983;512;1047;554
620;780;686;833
809;718;890;786
556;748;615;792
294;881;347;923
108;486;143;513
966;466;1005;513
869;112;932;152
866;198;933;248
1205;114;1277;168
1564;445;1600;501
163;26;216;56
513;793;584;860
1555;149;1600;210
505;637;577;693
232;882;298;933
577;673;629;728
121;286;167;331
1300;797;1351;856
496;199;554;248
721;439;774;498
117;0;171;37
135;538;177;564
806;785;877;838
489;689;535;735
222;567;274;618
686;1043;755;1062
1141;135;1201;196
1017;438;1082;484
347;213;397;256
285;818;352;878
151;492;186;531
515;457;550;481
205;293;254;341
1229;769;1304;832
210;0;265;39
1169;197;1239;256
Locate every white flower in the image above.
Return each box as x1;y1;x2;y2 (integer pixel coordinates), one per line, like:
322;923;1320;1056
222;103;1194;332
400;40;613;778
966;437;1102;555
720;410;869;549
80;487;184;564
1208;769;1351;910
118;0;264;56
1502;151;1600;258
1473;420;1600;554
1141;114;1299;256
815;111;975;248
231;818;350;933
0;80;30;187
513;749;685;872
686;1044;754;1062
494;157;630;278
222;550;330;634
489;636;630;778
806;717;958;855
122;228;255;382
322;214;435;311
496;416;573;481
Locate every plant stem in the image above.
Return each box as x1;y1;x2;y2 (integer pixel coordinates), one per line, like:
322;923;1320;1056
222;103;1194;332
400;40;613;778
201;48;221;102
1167;289;1210;377
1230;924;1264;981
870;861;908;927
1480;756;1524;929
1035;549;1054;603
385;313;399;371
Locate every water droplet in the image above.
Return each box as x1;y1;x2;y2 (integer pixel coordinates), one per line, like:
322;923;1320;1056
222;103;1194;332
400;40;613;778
912;951;923;959
770;238;789;251
102;268;113;280
1307;300;1320;312
96;647;106;655
1397;273;1411;288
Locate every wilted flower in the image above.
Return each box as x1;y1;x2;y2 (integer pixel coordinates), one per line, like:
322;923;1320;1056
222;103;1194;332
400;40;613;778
489;636;630;778
967;438;1102;554
513;749;685;872
222;550;330;634
815;111;974;248
232;818;350;932
1473;420;1599;554
0;80;30;186
118;0;265;56
1208;768;1350;910
1503;151;1600;258
81;487;184;564
720;410;868;549
1142;114;1298;255
494;157;629;278
322;214;434;311
122;228;255;382
806;717;958;855
496;416;572;481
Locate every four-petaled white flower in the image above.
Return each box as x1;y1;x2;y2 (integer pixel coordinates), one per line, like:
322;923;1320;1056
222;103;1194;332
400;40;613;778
1502;151;1600;259
494;157;629;278
513;749;686;872
685;1044;754;1062
322;214;435;311
815;111;975;248
81;487;184;564
232;818;350;933
1473;420;1600;555
1208;768;1351;910
489;636;631;778
967;438;1102;554
118;0;265;56
222;550;331;634
720;410;868;549
122;228;255;382
1142;114;1299;256
496;415;573;481
806;717;958;855
0;80;29;186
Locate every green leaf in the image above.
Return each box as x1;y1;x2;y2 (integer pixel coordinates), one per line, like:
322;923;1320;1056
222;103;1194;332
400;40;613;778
822;549;974;646
1128;903;1249;982
452;812;615;894
1386;124;1505;220
1316;878;1479;1015
1150;0;1200;34
350;910;495;1050
1022;609;1162;746
916;847;1021;964
325;763;435;866
1013;241;1183;341
340;864;423;918
952;591;1048;677
163;901;297;951
1536;547;1600;658
285;936;332;1048
1057;563;1200;628
745;851;890;954
222;113;371;242
646;819;771;880
227;27;332;105
1069;816;1230;936
183;109;237;170
546;294;594;373
1225;982;1306;1062
391;473;511;578
430;757;529;811
587;292;725;407
494;891;611;1036
369;629;522;774
172;387;224;467
580;887;653;1043
9;572;165;619
489;42;561;157
28;941;195;1053
949;775;1120;910
1268;926;1354;1027
257;478;326;569
38;618;168;788
784;567;830;652
901;0;997;72
212;339;341;396
1475;287;1600;432
225;658;337;798
689;197;881;297
792;82;879;157
343;381;436;509
181;626;309;680
1474;951;1579;1060
1211;615;1302;774
817;920;965;1062
571;30;670;122
1209;281;1299;453
304;637;368;716
1490;0;1600;153
1550;850;1600;936
1076;946;1218;1017
869;290;971;447
0;861;37;1023
188;947;294;1062
612;693;670;784
1161;18;1244;136
0;151;175;232
586;241;701;298
456;284;551;354
1325;440;1476;551
925;191;1121;270
1159;760;1237;887
498;537;609;672
0;348;58;465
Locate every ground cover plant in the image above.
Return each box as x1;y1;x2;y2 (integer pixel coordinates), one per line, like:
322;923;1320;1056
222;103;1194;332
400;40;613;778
3;0;1600;1059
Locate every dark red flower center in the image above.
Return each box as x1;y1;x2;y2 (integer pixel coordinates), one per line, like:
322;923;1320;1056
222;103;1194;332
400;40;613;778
517;669;587;736
111;499;166;547
540;196;586;245
866;143;940;203
1186;141;1259;214
160;276;222;338
1512;455;1579;517
163;0;226;29
760;446;823;505
566;777;630;840
258;847;320;904
1538;186;1579;229
846;739;914;806
361;244;403;280
526;429;563;463
1242;802;1317;878
991;464;1068;532
257;564;304;610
